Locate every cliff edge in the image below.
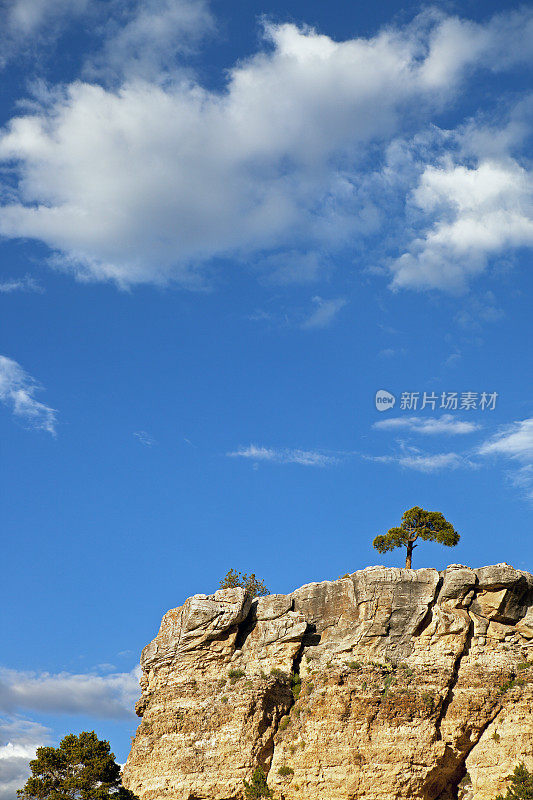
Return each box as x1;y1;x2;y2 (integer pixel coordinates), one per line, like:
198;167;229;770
123;564;533;800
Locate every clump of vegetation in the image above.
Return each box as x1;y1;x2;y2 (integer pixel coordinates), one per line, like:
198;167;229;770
270;667;287;679
243;767;273;799
279;716;290;731
422;691;435;712
277;766;294;777
229;668;246;684
492;731;501;742
498;676;525;695
219;569;269;597
494;762;533;799
17;731;138;800
373;506;459;569
221;696;228;704
347;661;362;670
290;672;301;700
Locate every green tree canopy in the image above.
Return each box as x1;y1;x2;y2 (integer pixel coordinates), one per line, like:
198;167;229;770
17;731;137;800
243;767;273;799
219;569;269;597
495;763;533;800
373;506;460;569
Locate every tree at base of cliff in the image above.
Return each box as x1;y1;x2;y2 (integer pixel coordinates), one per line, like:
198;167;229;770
373;506;460;569
219;569;269;597
17;731;138;800
243;767;273;799
495;763;533;800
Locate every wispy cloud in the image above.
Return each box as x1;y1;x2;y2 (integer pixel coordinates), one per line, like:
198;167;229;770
0;666;140;719
0;356;57;434
478;418;533;499
0;275;43;293
133;430;156;446
301;296;347;330
227;444;338;467
373;415;480;435
366;449;476;473
86;0;215;83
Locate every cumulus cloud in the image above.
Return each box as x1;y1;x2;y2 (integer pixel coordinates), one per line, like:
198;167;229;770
373;415;479;435
0;667;140;719
390;157;533;291
0;356;57;434
0;717;51;800
227;444;337;467
0;9;532;288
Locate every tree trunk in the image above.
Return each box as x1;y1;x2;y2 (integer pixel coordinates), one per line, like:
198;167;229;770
405;540;413;569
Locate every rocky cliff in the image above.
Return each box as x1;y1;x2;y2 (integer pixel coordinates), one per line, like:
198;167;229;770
123;565;533;800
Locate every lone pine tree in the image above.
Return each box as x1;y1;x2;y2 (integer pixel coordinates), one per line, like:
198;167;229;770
17;731;137;800
373;506;460;569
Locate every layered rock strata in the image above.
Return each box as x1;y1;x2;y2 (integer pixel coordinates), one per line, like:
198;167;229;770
123;565;533;800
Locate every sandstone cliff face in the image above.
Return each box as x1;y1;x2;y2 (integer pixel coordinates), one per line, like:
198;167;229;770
123;566;533;800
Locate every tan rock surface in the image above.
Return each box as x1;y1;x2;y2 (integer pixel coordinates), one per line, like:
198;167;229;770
123;565;533;800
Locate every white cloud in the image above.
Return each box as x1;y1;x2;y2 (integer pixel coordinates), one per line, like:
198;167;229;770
367;449;475;473
0;356;57;434
0;9;532;288
373;414;479;435
390;157;533;291
227;444;337;467
478;418;533;461
0;0;89;67
87;0;215;82
0;275;43;293
301;296;347;329
0;717;51;800
478;419;533;501
133;430;156;446
0;667;140;719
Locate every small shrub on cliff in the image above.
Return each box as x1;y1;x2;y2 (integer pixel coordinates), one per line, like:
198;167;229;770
228;668;245;683
219;569;269;597
494;762;533;799
243;767;273;799
290;671;301;700
278;765;294;778
373;506;459;569
17;731;138;800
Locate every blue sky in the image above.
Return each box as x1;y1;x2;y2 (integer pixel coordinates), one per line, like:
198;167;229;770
0;0;532;795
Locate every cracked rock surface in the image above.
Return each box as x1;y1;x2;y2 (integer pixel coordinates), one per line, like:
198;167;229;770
123;565;533;800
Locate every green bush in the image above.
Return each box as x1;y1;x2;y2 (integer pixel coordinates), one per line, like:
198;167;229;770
270;668;287;679
219;570;269;597
279;716;290;731
228;668;245;684
277;765;294;777
290;672;301;700
243;767;272;799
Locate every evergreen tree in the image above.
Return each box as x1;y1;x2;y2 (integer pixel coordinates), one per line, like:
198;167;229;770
495;763;533;800
243;767;273;799
373;506;459;569
17;731;137;800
